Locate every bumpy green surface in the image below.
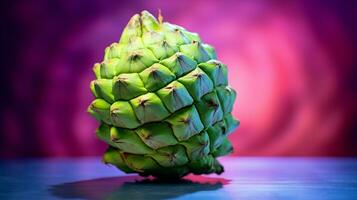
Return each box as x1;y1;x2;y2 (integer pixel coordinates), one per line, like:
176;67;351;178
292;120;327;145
88;10;239;178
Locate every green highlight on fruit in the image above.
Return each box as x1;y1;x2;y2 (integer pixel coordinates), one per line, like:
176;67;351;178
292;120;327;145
88;10;239;179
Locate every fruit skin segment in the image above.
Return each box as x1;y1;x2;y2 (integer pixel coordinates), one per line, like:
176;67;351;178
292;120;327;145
88;10;239;179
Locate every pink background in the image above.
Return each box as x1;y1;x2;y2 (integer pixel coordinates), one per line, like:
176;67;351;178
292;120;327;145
1;0;357;157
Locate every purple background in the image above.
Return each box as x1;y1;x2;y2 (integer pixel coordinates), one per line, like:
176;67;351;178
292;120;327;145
1;0;357;157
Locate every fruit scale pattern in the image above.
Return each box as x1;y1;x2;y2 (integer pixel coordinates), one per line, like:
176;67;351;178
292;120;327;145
88;10;239;178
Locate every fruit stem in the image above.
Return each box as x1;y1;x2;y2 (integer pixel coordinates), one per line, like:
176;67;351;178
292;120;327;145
158;8;163;24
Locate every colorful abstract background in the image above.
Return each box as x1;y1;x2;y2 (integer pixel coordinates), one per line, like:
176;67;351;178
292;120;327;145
1;0;357;158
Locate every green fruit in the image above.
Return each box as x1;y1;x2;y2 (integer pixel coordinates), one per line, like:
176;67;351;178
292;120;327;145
88;10;239;179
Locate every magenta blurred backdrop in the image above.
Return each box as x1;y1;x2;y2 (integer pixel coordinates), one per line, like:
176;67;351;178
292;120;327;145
1;0;357;158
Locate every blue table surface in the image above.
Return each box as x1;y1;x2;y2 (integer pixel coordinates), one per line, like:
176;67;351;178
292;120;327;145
0;157;357;200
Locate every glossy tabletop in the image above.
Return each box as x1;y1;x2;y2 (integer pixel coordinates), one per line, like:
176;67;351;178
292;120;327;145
1;157;357;199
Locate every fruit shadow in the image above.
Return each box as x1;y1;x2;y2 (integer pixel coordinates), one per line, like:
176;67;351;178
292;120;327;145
50;175;230;200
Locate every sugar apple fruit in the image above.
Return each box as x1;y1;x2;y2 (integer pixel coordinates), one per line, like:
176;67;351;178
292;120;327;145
88;10;239;179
